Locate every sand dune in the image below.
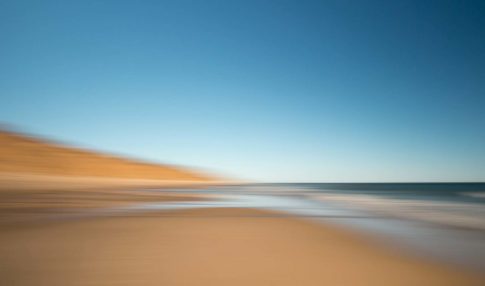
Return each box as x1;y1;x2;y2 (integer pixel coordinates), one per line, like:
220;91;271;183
0;129;217;185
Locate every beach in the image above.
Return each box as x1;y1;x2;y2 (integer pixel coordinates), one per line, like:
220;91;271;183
0;130;484;285
3;0;484;284
1;204;483;286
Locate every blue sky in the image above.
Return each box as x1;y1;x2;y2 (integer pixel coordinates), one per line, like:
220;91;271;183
1;0;484;182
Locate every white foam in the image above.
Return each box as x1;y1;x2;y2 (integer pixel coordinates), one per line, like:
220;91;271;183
463;192;485;199
312;193;485;230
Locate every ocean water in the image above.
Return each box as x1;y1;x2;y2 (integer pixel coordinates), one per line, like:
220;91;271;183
285;183;485;230
294;182;485;203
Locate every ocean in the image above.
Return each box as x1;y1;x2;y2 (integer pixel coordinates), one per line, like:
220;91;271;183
279;183;485;230
293;182;485;203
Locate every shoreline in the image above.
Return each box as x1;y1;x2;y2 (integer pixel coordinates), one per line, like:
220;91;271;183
1;179;484;285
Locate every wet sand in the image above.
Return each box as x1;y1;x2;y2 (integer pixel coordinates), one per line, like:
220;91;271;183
0;208;483;286
0;183;211;225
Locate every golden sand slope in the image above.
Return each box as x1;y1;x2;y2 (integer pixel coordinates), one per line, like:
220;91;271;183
0;129;214;182
0;208;483;286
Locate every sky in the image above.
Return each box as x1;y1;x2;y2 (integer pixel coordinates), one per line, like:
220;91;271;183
1;0;484;182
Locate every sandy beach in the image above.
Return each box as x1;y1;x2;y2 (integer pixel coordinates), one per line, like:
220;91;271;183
0;131;483;285
1;206;483;286
0;179;214;225
3;0;485;284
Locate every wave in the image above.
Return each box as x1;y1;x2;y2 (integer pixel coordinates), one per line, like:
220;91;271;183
311;193;485;230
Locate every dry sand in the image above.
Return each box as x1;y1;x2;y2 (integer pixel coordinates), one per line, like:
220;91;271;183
0;208;483;286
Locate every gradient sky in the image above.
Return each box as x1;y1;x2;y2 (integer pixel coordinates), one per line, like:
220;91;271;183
1;0;484;182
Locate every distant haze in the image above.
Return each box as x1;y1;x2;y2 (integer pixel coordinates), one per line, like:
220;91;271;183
1;0;484;182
